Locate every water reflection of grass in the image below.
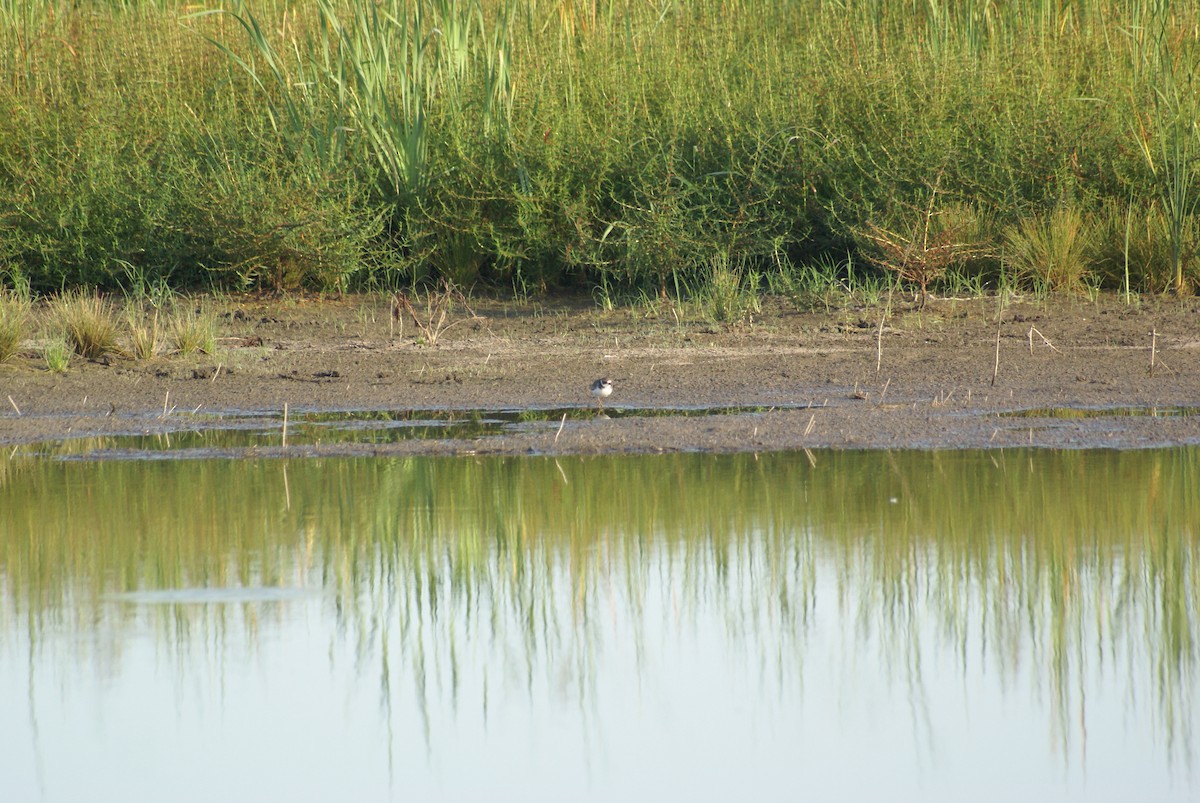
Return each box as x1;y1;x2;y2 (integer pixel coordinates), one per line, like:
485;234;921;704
1;448;1197;754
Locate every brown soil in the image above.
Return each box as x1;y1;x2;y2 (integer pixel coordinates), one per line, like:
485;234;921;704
2;294;1199;455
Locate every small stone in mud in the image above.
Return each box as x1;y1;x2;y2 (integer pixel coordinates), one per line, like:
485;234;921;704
314;370;340;378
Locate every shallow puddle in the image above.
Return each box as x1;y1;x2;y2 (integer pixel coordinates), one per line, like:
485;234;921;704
1001;405;1200;419
9;404;794;459
1;448;1197;800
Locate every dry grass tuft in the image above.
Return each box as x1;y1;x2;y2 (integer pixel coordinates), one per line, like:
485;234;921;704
49;290;121;359
127;309;164;360
170;305;218;356
0;291;30;363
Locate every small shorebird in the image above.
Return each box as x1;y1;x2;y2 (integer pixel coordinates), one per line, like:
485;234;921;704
590;377;613;411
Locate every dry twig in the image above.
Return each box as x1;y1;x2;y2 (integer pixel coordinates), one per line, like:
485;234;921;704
858;181;988;306
1027;326;1060;354
876;316;884;373
991;318;1002;387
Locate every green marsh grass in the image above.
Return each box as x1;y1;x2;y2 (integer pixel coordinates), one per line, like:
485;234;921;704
1003;206;1098;293
770;260;846;313
42;336;70;372
1128;0;1200;294
1;1;1198;299
702;255;761;324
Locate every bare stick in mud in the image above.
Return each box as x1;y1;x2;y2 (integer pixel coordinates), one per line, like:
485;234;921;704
876;316;884;373
1150;329;1157;377
991;318;1002;386
1028;326;1060;353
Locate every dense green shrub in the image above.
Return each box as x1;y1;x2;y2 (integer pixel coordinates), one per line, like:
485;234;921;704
0;0;1196;298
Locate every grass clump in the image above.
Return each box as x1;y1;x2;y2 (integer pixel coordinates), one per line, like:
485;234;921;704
49;291;121;359
126;309;164;361
702;256;761;324
1003;207;1097;294
43;338;71;373
0;291;30;363
769;259;850;313
170;305;217;356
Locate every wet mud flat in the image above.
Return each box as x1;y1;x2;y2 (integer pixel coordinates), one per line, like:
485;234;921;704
2;294;1199;455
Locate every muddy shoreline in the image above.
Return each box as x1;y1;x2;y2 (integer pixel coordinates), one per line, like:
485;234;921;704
2;294;1199;455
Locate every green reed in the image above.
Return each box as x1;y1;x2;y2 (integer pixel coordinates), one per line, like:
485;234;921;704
1126;0;1200;294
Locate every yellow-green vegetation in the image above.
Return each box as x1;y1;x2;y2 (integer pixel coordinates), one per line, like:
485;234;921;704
0;0;1197;300
702;255;761;323
126;309;163;361
0;290;29;363
27;293;224;369
170;305;217;356
1003;206;1098;293
48;290;121;359
42;337;70;372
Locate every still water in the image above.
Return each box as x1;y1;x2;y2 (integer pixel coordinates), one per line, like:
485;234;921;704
1;448;1197;801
